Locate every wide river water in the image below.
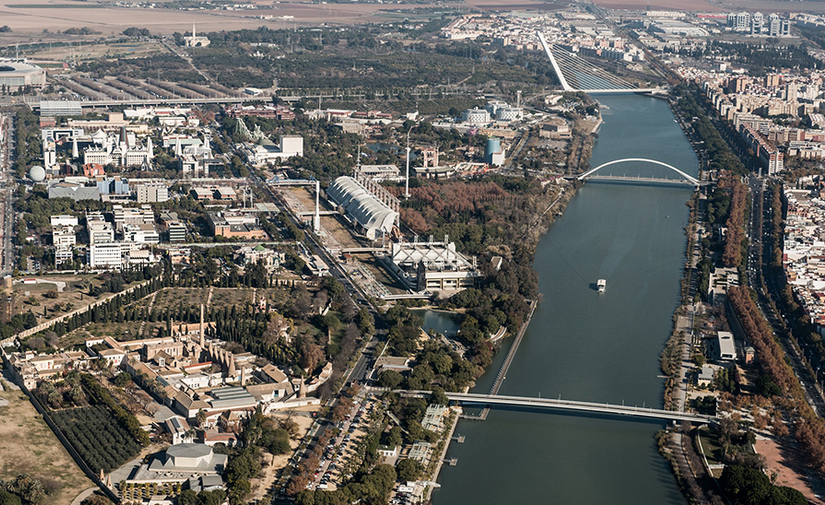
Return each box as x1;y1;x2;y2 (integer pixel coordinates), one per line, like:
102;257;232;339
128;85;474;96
431;94;698;504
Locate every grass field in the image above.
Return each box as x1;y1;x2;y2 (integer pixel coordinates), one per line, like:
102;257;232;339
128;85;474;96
0;375;92;504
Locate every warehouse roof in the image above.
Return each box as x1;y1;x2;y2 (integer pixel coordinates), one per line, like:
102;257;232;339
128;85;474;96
326;176;398;240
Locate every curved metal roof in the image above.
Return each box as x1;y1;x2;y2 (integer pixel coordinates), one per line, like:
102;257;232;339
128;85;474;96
327;176;398;239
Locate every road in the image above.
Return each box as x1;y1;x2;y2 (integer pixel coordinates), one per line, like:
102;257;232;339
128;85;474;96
255;174;381;387
747;176;825;415
0;114;14;276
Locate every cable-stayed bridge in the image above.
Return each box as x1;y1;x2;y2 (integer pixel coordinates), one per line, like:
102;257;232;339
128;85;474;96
537;31;665;94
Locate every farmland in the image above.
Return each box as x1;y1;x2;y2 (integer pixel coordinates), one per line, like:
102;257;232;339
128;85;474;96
50;404;142;473
0;376;92;504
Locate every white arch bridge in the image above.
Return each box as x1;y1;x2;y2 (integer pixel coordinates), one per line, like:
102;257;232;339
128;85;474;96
577;158;703;188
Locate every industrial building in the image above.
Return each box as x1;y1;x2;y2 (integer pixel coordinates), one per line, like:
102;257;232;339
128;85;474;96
206;212;267;239
357;164;403;182
39;100;82;117
325;176;399;240
384;238;479;292
0;59;46;90
48;183;100;201
484;137;506;166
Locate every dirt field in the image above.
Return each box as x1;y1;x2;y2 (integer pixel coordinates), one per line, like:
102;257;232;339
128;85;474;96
249;410;317;502
0;375;92;504
26;39;167;62
0;0;404;37
755;435;825;505
13;274;141;328
154;287;255;311
2;0;823;40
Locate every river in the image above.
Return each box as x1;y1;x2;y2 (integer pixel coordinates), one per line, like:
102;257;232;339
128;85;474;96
431;94;698;504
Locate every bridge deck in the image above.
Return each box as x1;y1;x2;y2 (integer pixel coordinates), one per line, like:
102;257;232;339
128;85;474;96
578;158;700;186
444;392;714;423
583;174;706;187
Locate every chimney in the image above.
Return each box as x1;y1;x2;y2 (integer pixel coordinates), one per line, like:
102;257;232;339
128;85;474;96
314;180;321;233
240;366;247;386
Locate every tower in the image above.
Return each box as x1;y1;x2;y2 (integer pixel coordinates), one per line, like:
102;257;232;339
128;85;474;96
199;303;205;348
71;137;79;159
227;354;236;376
146;136;153;161
314;180;320;233
405;144;411;199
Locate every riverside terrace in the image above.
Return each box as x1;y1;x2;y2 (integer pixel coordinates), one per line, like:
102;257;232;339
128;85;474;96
397;391;717;424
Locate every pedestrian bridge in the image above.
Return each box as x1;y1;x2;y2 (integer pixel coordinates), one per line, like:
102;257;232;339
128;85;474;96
443;392;715;423
578;158;702;188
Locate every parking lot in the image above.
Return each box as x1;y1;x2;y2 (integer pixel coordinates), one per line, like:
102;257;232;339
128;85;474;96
309;395;378;491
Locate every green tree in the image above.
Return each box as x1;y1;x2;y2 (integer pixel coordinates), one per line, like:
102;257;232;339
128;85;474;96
395;458;424;482
378;370;403;389
429;387;449;406
178;489;197;505
0;490;21;505
382;426;402;448
112;372;131;388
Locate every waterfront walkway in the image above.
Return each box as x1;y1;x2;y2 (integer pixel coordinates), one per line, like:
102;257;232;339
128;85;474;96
445;392;715;423
490;300;537;396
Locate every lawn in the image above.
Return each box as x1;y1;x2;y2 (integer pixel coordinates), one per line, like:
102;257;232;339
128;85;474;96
697;426;725;468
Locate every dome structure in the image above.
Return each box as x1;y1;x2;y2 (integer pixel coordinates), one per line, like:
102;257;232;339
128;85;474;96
28;165;45;182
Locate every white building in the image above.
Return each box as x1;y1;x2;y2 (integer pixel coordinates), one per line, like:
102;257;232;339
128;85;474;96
87;213;114;245
239;135;304;166
113;205;154;227
88;243;124;269
136;183;169;203
461;108;491;124
385;239;479;292
715;331;737;362
184;24;211;47
50;215;79;228
123;223;160;244
496;107;524;121
326;176;399;240
0;60;46;90
52;217;77;265
357;165;402;182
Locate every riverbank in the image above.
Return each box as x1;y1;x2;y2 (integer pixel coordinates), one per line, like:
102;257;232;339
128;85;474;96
422;112;588;490
657;90;729;505
434;94;695;505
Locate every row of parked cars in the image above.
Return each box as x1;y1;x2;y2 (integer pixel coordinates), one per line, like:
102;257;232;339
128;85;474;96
311;395;377;490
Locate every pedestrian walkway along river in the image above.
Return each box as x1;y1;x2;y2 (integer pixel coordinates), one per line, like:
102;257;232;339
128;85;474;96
432;94;698;504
